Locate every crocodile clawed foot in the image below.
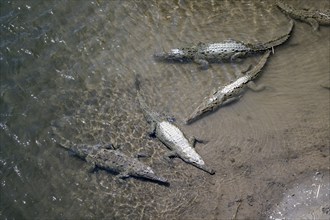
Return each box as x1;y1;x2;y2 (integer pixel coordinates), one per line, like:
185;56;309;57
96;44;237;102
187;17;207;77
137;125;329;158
247;81;266;92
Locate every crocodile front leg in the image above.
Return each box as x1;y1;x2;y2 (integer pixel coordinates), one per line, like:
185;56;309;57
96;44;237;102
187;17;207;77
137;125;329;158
231;52;247;61
193;57;209;70
117;171;130;179
247;81;265;92
85;157;97;172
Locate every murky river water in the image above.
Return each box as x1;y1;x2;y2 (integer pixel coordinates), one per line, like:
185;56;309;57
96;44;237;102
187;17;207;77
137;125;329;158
1;0;329;219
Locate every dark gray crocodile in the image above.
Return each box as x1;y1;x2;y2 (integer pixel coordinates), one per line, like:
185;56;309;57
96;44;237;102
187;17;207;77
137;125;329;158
135;76;215;175
51;130;168;184
186;50;271;124
154;20;293;69
276;0;330;31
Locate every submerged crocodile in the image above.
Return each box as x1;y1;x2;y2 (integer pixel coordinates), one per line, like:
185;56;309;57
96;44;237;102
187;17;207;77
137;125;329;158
186;50;271;124
154;20;293;69
51;130;168;184
276;0;330;31
135;77;215;175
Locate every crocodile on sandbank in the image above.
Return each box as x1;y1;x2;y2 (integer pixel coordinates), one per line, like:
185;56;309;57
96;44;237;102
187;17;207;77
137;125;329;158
186;50;271;124
135;76;215;175
51;129;169;184
154;20;293;69
276;0;330;31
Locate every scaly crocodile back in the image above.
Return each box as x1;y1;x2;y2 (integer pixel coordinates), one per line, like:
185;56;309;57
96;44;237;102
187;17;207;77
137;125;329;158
87;149;169;183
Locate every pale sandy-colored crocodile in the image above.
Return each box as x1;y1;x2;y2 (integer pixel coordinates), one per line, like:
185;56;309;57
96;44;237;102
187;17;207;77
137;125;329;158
276;0;330;31
186;50;271;124
154;20;293;69
135;76;215;175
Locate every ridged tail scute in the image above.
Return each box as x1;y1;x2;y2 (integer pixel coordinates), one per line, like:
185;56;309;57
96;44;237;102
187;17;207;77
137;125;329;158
253;19;294;50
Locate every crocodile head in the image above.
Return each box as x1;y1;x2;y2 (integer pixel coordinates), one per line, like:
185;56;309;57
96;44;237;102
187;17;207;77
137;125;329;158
193;163;216;175
183;153;216;175
154;48;185;60
154;48;196;61
134;166;169;184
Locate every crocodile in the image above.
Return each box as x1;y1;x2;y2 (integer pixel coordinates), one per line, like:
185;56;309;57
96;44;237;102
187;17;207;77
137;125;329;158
154;20;293;69
186;50;271;124
51;129;168;184
276;0;330;31
135;76;215;175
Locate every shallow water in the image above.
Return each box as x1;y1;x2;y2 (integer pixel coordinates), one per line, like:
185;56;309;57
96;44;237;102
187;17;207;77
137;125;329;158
0;0;329;219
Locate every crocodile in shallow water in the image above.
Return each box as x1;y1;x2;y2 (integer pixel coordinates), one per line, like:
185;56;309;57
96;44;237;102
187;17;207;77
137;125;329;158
51;129;168;184
186;50;271;124
135;76;215;175
154;20;293;69
276;0;330;31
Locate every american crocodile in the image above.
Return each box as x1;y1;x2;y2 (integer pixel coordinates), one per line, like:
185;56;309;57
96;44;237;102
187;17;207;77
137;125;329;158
135;76;215;175
276;0;330;31
186;50;271;124
154;20;293;69
51;129;168;184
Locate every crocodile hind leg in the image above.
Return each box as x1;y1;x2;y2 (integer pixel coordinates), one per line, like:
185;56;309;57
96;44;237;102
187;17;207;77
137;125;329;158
148;122;157;137
231;52;247;61
85;160;97;173
222;96;242;106
306;18;319;31
163;151;178;164
189;136;208;147
247;81;265;92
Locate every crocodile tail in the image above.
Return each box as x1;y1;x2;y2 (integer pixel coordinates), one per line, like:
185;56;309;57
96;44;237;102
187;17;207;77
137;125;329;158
50;125;72;150
134;74;157;123
276;0;294;14
134;74;148;110
51;125;91;158
134;74;141;92
253;19;294;50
